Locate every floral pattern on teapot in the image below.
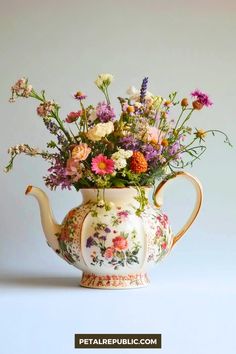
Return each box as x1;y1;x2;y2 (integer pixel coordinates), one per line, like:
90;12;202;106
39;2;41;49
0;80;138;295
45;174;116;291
86;219;142;270
56;201;173;271
57;201;94;264
141;206;172;263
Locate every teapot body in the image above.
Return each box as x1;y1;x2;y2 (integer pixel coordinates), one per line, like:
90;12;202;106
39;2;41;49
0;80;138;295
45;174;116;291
26;171;202;289
56;188;173;288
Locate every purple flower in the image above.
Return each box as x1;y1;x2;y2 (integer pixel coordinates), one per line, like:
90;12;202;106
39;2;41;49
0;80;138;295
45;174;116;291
86;236;95;248
43;118;59;134
104;227;111;233
191;90;213;107
96;101;115;122
141;144;162;161
57;133;67;147
100;236;107;241
120;136;139;150
169;141;181;156
44;157;72;190
140;77;148;103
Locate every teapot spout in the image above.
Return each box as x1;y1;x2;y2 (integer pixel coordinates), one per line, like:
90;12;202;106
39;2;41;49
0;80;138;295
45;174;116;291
25;185;61;251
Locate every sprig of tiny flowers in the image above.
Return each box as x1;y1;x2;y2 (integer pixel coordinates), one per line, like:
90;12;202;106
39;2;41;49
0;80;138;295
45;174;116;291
5;74;231;197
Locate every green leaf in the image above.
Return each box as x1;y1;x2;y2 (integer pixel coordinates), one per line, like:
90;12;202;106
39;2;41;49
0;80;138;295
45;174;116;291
47;140;57;148
112;178;126;187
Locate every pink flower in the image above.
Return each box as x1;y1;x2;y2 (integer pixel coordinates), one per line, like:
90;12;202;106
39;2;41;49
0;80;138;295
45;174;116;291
73;91;87;100
65;111;82;123
104;247;114;259
117;211;129;220
161;242;167;250
66;158;82;182
156;214;169;228
91;154;114;175
155;226;163;238
9;78;33;101
72;143;91;161
36;101;54;118
191;90;213;107
146;126;164;144
112;236;128;251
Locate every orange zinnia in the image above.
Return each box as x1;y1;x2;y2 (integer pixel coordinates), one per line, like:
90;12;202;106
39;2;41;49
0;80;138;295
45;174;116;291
130;151;148;173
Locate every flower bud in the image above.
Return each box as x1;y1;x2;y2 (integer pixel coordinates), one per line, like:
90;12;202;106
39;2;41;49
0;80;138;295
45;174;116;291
192;100;203;110
164;100;172;107
161;111;167;119
181;98;188;107
161;139;169;147
127;105;135;113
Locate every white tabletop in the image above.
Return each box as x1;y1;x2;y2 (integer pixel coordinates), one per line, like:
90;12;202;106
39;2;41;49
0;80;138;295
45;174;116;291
1;243;235;354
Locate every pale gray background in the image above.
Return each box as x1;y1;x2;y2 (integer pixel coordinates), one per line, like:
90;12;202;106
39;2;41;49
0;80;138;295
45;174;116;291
0;1;236;354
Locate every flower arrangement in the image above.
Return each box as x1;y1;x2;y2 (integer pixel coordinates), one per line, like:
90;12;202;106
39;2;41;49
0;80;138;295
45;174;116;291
5;74;231;196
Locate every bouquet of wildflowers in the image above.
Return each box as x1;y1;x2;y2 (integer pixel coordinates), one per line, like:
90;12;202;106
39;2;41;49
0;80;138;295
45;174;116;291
5;74;231;193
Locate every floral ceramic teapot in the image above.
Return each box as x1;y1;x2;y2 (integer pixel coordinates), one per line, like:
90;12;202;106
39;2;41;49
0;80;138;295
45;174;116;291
26;171;202;289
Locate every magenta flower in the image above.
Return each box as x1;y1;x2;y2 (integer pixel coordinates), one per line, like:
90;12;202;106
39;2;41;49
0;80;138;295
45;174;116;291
191;90;213;107
91;154;115;175
117;211;129;220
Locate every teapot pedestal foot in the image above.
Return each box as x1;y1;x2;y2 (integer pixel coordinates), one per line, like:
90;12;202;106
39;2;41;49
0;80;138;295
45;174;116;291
80;272;149;289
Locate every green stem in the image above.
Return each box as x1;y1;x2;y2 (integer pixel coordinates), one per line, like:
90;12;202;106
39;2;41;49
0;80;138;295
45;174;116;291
158;116;163;130
174;107;185;130
105;87;111;105
164;137;198;167
75;121;81;133
51;109;72;142
205;129;232;146
80;101;88;132
178;108;194;131
30;89;72;142
181;146;207;167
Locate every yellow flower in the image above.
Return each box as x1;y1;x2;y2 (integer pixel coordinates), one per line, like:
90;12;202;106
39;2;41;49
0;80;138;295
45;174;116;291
94;73;113;88
72;143;91;161
195;129;207;139
86;122;114;141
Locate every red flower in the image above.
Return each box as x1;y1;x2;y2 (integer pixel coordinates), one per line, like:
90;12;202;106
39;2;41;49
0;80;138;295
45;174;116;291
112;236;128;251
65;111;82;123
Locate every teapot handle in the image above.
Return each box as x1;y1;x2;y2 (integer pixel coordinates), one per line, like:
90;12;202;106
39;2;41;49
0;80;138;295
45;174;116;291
153;171;203;249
